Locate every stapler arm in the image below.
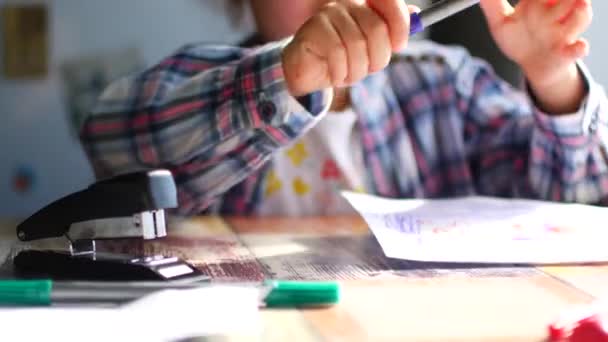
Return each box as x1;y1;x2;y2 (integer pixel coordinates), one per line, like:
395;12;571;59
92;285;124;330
17;169;176;242
13;170;208;282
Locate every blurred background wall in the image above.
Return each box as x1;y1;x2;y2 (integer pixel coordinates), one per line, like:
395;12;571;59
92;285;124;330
0;0;606;217
0;0;249;217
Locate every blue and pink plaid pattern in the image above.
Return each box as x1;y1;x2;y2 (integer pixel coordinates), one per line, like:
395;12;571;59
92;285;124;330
80;39;608;216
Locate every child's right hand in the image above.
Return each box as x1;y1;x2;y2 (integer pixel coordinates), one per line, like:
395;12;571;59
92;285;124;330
281;0;414;97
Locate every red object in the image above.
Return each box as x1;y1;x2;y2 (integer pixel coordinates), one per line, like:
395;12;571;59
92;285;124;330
12;166;35;194
570;316;608;342
14;176;29;192
549;306;608;342
549;321;570;341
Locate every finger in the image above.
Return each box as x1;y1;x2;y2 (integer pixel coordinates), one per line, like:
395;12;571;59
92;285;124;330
349;3;392;73
366;0;410;51
317;14;349;86
479;0;515;27
561;38;589;59
546;0;579;23
559;0;592;40
524;0;550;24
408;4;421;13
512;0;532;20
325;3;369;84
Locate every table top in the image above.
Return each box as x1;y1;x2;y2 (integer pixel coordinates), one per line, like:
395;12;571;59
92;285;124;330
1;215;606;341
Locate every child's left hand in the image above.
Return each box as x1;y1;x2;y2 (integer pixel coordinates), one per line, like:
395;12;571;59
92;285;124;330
480;0;592;87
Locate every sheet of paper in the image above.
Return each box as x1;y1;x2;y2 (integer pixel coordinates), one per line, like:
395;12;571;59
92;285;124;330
0;286;261;341
342;192;608;264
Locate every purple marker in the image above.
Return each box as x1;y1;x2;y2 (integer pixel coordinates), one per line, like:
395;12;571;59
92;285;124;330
410;0;481;35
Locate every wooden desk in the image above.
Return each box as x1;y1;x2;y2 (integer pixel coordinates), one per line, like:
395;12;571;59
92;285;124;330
1;216;605;341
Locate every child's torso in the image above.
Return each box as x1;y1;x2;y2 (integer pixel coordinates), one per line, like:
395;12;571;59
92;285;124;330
212;41;535;215
257;109;366;216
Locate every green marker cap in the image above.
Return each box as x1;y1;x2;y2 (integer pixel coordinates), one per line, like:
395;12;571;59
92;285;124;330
0;280;52;306
263;280;341;308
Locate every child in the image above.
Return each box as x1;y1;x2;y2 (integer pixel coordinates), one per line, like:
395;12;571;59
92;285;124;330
79;0;608;216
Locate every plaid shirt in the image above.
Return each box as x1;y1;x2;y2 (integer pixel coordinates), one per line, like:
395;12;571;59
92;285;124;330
80;39;608;216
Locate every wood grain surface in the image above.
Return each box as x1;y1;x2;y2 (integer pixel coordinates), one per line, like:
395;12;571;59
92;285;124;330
1;215;605;341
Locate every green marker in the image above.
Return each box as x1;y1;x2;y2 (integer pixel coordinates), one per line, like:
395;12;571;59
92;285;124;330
0;279;340;308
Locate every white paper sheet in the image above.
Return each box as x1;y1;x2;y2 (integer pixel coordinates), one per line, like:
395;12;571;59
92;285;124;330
342;192;608;264
0;286;261;341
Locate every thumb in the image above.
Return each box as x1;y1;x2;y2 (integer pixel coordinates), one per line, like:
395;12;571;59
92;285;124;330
479;0;515;27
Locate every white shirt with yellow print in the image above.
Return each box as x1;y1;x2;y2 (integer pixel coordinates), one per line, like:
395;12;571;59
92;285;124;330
258;109;366;216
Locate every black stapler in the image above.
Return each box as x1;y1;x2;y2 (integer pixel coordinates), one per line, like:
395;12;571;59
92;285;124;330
13;169;209;282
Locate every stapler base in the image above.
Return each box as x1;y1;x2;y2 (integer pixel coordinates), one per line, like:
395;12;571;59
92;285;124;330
14;250;210;282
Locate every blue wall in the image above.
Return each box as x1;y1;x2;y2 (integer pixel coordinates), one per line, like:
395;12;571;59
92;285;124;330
583;1;608;87
0;0;250;217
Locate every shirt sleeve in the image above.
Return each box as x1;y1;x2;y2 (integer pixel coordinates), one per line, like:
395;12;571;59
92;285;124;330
459;57;608;205
79;39;333;215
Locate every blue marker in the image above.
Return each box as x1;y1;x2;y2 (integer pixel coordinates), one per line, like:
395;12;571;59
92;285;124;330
410;0;481;35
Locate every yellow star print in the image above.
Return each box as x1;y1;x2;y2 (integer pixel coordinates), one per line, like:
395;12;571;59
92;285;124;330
354;186;366;193
265;170;282;197
286;142;309;167
292;177;310;196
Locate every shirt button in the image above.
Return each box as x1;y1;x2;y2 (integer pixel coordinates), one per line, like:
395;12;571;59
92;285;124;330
434;56;446;65
258;99;277;123
589;122;598;133
589;111;599;133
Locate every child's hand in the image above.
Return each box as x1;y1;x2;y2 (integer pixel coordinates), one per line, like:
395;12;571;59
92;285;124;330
480;0;592;88
282;0;415;97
